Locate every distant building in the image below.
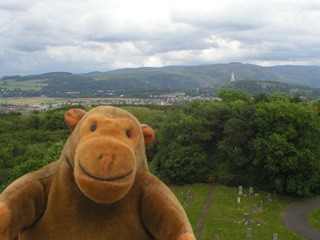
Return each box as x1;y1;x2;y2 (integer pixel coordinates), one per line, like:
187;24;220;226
231;72;236;82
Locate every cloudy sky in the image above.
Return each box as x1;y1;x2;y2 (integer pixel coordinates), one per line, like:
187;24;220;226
1;0;320;76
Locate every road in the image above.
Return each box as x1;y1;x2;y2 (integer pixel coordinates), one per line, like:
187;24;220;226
281;197;320;240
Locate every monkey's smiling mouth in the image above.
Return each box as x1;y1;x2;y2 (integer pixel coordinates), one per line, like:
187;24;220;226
79;161;133;182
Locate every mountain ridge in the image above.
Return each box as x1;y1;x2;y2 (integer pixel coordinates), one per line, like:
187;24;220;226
2;62;320;98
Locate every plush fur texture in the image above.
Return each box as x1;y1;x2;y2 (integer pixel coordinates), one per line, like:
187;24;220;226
0;106;196;240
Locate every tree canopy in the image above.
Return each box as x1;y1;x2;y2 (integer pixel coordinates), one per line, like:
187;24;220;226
1;92;320;197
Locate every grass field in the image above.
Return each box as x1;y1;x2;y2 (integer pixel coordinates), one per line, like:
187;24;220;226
0;97;64;105
0;79;48;90
170;184;305;240
170;184;212;233
308;208;320;232
0;97;135;105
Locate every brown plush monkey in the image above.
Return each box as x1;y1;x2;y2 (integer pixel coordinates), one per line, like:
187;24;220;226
0;106;196;240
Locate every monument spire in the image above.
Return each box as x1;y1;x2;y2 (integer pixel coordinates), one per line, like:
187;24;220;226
231;72;236;82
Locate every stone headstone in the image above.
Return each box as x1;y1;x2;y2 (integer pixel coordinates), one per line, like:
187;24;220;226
189;188;193;198
246;228;253;238
184;196;190;206
273;233;278;240
237;197;241;204
180;192;184;199
249;219;255;224
214;235;220;239
253;204;257;213
256;220;261;226
268;193;272;201
239;186;243;195
244;213;248;222
249;187;253;195
265;195;268;202
260;200;264;208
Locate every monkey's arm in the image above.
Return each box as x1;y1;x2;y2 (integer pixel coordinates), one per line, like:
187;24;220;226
141;175;196;240
0;162;58;240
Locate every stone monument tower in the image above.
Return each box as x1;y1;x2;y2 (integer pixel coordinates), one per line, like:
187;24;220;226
231;72;236;82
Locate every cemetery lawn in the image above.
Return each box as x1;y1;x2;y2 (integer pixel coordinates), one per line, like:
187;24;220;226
170;184;212;233
308;208;320;231
171;184;305;240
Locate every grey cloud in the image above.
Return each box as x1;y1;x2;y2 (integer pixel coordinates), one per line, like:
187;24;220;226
171;12;261;32
0;0;37;11
170;5;265;33
13;41;46;52
77;13;214;55
133;31;218;55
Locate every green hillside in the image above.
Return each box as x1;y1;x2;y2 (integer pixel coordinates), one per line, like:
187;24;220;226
269;65;320;87
218;79;320;98
87;62;281;88
2;63;320;98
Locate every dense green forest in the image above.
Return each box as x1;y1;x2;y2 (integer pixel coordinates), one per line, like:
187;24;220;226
1;90;320;197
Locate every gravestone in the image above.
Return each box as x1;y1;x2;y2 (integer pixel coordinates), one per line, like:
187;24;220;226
189;188;193;198
265;195;268;203
246;228;253;238
244;213;248;222
252;204;257;213
180;192;184;199
239;186;243;195
273;233;278;240
256;220;261;226
249;187;253;195
237;197;241;204
260;200;264;208
268;193;272;201
214;235;220;239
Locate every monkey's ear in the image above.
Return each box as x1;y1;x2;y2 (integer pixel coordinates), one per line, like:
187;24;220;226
65;109;87;131
141;124;155;146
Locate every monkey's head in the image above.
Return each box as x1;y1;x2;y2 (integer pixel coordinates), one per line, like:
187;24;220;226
64;106;155;204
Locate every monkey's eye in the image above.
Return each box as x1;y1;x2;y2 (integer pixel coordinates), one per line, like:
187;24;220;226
91;124;97;132
126;130;131;138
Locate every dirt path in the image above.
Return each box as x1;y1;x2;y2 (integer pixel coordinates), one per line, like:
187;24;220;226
195;184;217;240
281;196;320;240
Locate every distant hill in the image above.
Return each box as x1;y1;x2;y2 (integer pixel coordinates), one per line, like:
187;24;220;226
2;63;320;98
268;65;320;87
86;62;282;89
83;62;320;89
217;79;320;98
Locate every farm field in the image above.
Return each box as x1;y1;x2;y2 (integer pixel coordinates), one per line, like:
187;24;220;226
0;97;135;105
0;79;48;90
170;184;306;240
